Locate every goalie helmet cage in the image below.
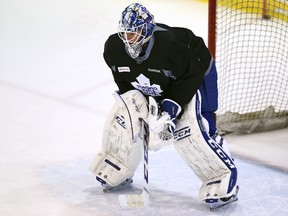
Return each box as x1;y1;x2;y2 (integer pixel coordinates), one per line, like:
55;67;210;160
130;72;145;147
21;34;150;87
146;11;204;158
208;0;288;134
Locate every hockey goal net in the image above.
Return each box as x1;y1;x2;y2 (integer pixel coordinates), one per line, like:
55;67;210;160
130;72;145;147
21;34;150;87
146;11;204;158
208;0;288;133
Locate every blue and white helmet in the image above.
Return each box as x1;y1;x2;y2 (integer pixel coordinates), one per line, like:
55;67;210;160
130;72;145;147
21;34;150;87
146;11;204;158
118;3;156;59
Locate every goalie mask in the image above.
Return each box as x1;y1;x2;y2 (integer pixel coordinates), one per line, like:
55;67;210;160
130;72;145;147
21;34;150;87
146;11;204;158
118;3;156;59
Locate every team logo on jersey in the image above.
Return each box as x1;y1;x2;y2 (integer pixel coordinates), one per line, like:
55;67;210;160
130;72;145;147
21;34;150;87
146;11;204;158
131;74;163;96
118;67;130;73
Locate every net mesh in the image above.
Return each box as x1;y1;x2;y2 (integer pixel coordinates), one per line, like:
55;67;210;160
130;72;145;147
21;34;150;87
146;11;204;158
215;0;288;133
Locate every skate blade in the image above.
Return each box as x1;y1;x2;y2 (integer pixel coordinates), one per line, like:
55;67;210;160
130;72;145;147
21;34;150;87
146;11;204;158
103;179;133;193
209;197;238;210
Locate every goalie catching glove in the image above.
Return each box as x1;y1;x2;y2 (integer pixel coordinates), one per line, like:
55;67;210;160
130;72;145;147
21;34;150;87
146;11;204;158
148;97;182;151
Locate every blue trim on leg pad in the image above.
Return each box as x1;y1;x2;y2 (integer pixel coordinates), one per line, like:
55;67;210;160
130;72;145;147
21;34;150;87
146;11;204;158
195;92;238;194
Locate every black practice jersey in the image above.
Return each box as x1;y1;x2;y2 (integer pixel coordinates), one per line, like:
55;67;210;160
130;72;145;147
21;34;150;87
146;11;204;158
103;23;212;107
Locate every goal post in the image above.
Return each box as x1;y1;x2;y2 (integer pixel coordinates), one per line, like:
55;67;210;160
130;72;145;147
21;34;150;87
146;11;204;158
208;0;288;134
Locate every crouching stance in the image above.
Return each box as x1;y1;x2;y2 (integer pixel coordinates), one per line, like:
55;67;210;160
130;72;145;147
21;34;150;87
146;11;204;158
91;2;239;209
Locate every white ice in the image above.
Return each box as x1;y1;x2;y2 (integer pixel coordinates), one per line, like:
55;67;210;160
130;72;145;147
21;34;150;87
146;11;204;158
0;0;287;216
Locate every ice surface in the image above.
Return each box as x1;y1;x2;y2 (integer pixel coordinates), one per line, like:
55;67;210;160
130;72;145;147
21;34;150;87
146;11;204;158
0;0;287;215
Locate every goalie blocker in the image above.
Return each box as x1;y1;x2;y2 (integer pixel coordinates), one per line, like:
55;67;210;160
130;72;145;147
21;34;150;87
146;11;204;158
89;90;238;205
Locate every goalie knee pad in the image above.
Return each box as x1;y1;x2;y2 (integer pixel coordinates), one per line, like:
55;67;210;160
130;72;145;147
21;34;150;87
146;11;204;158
89;90;149;187
173;91;238;201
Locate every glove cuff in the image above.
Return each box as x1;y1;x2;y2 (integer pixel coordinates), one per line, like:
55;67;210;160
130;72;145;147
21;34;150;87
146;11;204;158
161;99;182;120
161;99;182;133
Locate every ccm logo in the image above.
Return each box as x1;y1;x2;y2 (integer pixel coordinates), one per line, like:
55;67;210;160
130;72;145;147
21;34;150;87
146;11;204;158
174;127;191;141
208;139;236;169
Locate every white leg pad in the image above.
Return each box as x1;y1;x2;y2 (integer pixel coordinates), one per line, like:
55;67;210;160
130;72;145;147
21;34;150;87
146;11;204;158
89;90;149;187
173;91;238;200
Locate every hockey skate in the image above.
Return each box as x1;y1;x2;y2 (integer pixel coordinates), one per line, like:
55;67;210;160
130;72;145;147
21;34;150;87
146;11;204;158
205;186;239;210
96;177;133;193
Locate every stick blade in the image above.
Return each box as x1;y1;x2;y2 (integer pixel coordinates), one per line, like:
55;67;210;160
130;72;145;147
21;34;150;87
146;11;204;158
119;192;149;208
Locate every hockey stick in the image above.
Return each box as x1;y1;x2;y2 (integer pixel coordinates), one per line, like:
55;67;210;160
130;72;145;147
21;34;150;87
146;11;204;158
118;118;149;208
